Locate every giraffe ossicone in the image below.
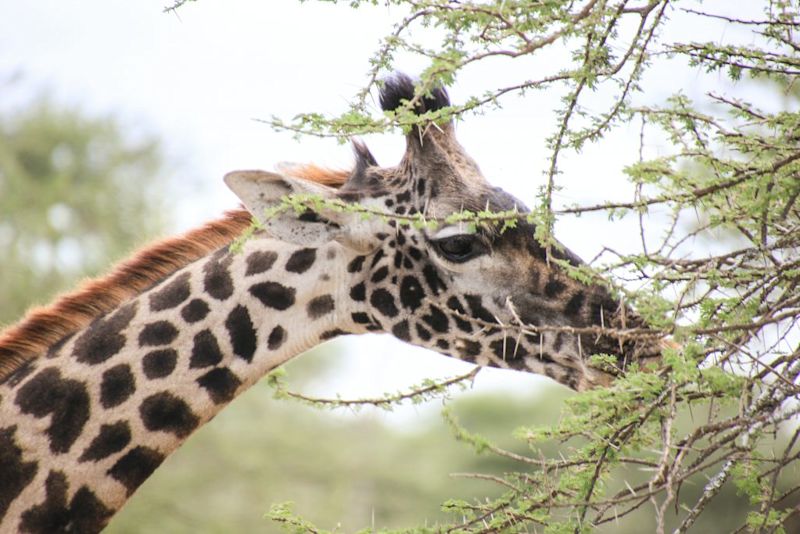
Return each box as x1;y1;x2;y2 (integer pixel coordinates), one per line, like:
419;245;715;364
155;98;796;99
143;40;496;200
0;72;666;532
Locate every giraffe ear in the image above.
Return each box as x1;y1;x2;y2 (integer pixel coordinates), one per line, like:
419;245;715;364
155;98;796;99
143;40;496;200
224;170;377;252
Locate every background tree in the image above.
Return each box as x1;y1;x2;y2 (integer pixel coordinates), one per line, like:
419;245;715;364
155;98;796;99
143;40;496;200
0;99;165;325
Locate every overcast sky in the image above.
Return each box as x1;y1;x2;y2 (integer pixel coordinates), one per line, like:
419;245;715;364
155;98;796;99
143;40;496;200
0;0;755;414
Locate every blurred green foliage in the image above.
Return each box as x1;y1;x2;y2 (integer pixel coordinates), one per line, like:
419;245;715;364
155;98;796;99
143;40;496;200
0;99;165;326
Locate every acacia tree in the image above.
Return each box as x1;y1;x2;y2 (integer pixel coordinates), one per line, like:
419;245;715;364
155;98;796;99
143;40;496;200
170;1;799;532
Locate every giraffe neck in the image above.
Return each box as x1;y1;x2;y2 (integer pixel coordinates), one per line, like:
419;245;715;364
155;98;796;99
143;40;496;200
0;235;358;533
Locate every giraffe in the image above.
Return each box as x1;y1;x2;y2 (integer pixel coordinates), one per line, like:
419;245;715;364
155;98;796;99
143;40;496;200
0;73;666;533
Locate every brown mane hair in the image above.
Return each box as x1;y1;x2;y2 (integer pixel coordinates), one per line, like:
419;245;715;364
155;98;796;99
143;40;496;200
0;166;349;382
281;164;350;187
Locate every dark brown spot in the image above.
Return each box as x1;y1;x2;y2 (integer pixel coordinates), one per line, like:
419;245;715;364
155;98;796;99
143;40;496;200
371;265;389;283
197;368;241;404
459;340;482;359
79;421;131;462
139;392;199;438
564;292;585;316
142;349;178;379
72;303;137;365
347;255;366;273
20;470;112;534
391;320;410;341
320;329;346;340
422;264;446;295
416;324;432;341
465;295;495;324
422;305;449;333
245;250;278;276
370;289;398;318
591;296;618;326
100;364;135;409
307;295;335;319
446;297;473;333
0;425;38;522
399;276;424;309
564;368;580;390
416;177;426;196
489;338;533;361
286;248;316;274
350;282;366;301
351;312;372;325
225;305;257;362
370;249;386;268
553;332;564;352
108;446;165;496
190;330;223;369
149;272;191;312
15;368;90;454
544;279;566;298
250;282;296;310
138;321;178;347
181;299;210;323
203;250;234;300
267;325;286;350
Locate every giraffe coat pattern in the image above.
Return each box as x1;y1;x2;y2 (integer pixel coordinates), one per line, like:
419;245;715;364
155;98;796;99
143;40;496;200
0;73;665;533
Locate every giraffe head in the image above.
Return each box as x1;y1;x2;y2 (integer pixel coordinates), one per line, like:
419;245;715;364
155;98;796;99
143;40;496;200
226;73;665;390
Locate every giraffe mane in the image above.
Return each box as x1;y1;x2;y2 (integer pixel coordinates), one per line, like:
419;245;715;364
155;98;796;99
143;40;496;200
0;166;349;383
280;164;350;187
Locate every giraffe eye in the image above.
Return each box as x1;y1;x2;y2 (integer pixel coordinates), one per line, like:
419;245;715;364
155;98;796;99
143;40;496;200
432;234;486;263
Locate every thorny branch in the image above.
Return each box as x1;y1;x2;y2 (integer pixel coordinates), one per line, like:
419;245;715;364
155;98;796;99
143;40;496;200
266;365;481;411
173;0;800;531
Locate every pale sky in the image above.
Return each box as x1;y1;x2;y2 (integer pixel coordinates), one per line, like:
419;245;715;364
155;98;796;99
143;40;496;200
0;0;753;414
